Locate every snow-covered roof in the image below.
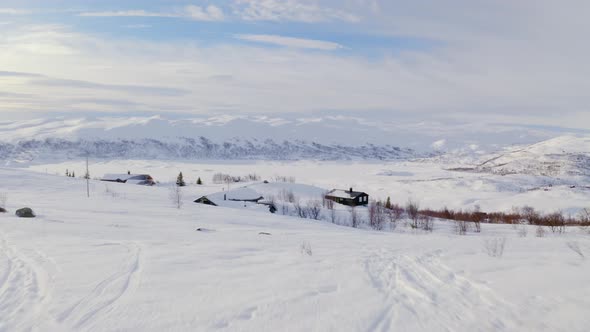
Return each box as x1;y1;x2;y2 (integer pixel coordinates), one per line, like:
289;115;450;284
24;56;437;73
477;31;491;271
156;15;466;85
195;187;270;212
326;189;367;199
101;174;151;181
201;187;264;206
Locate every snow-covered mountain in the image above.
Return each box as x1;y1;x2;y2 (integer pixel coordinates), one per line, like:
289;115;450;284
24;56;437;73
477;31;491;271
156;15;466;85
0;137;418;162
470;136;590;177
1;115;588;164
0;114;578;153
0;115;429;162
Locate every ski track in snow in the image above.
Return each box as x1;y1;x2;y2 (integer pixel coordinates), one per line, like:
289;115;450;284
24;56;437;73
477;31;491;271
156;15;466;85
363;248;521;332
57;242;142;330
0;234;55;332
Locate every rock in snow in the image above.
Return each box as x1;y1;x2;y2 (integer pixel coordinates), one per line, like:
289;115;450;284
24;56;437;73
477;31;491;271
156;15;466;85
15;207;35;218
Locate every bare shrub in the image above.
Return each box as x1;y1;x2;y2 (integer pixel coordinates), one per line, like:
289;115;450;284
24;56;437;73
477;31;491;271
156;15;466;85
455;220;468;235
566;241;584;258
517;225;528;237
387;204;404;224
329;208;337;224
212;172;260;184
300;241;313;256
281;203;289;216
294;200;307;219
279;189;296;203
545;212;566;234
419;215;434;232
472;205;483;233
535;226;546;238
212;172;232;184
274;175;296;183
266;194;276;206
406;199;420;229
473;221;481;233
484;237;506;257
578;208;590;224
306;200;322;220
323;195;335;210
104;185;120;198
350;207;360;228
368;200;386;230
521;206;540;225
244;173;261;181
169;184;183;209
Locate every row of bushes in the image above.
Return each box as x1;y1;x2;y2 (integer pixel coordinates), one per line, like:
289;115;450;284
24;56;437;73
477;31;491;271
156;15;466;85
212;173;295;184
420;206;590;228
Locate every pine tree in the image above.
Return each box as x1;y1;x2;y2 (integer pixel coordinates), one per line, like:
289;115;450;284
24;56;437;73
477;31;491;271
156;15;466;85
196;177;202;185
66;169;69;177
71;171;75;178
176;172;186;187
385;196;392;209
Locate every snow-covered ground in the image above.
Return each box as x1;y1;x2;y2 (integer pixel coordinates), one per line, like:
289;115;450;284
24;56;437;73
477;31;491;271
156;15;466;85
22;157;590;215
1;167;590;331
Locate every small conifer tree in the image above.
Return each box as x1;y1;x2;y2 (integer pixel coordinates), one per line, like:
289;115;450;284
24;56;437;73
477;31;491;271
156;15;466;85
385;196;392;209
196;177;202;185
176;172;186;187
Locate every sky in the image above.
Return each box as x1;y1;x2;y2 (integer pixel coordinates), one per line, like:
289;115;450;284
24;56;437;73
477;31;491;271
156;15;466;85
0;0;589;131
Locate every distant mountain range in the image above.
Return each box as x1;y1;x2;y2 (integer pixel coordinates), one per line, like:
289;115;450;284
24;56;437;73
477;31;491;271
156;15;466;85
0;116;588;168
0;137;419;162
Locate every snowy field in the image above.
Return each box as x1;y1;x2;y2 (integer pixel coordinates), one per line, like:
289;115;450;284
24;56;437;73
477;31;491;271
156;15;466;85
24;157;590;215
1;167;590;331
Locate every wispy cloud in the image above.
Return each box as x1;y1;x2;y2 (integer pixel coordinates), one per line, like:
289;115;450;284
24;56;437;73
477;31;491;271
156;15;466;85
78;1;356;23
235;34;343;50
3;2;590;131
122;24;152;29
33;78;190;97
79;10;171;18
79;5;224;21
0;8;31;15
0;71;44;77
232;0;360;23
185;5;224;21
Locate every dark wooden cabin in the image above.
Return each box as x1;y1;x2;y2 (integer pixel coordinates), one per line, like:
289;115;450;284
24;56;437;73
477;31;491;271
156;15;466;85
325;188;369;207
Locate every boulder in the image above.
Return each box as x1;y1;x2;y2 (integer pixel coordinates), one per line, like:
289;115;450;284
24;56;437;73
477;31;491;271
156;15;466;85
0;207;6;213
15;207;35;218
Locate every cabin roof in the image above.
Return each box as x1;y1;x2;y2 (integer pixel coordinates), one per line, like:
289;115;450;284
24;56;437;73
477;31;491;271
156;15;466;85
196;187;264;206
102;174;151;181
326;189;367;199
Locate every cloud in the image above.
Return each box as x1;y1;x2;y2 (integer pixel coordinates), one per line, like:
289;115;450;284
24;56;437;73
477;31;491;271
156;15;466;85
235;34;343;50
79;5;224;21
0;91;33;98
0;71;43;77
33;78;190;97
78;10;168;18
185;5;225;21
232;0;360;22
122;24;152;29
2;1;590;132
0;8;31;15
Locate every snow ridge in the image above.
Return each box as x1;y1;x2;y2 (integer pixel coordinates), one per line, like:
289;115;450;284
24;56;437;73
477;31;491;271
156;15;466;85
0;137;419;162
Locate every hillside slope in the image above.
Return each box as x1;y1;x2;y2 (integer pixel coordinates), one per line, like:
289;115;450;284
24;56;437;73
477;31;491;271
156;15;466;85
470;135;590;177
0;168;589;331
